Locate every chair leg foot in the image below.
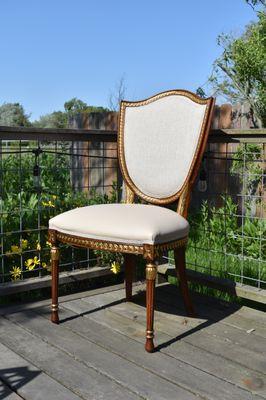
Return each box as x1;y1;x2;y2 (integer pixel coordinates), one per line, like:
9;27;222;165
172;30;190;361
174;247;196;318
51;245;60;324
51;309;59;324
145;262;157;353
145;337;155;353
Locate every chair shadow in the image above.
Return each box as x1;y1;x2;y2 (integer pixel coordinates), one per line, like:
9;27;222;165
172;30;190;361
0;367;41;400
133;284;242;352
59;283;242;352
59;298;126;323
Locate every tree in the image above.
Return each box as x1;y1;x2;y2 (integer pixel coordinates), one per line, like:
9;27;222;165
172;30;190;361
33;111;68;128
64;97;108;116
64;98;88;115
195;87;206;98
33;98;109;128
210;9;266;127
245;0;266;10
108;77;127;111
0;102;31;127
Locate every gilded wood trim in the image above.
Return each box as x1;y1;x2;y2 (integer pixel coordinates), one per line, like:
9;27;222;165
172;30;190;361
48;229;57;246
146;263;157;280
54;231;188;258
118;89;215;205
56;231;144;255
51;303;59;312
51;247;60;261
177;183;190;218
125;183;134;204
154;237;188;257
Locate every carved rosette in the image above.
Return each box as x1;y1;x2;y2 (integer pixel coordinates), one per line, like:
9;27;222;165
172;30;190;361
48;229;57;246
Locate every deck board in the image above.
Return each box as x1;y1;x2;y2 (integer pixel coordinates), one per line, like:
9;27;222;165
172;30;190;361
0;282;265;400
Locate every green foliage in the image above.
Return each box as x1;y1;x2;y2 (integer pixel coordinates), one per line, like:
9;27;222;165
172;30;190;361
0;103;31;127
1;151;71;198
94;249;123;268
230;143;262;196
186;196;266;288
245;0;266;9
210;10;266;126
195;87;207;98
33;97;109;128
33;111;68;128
0;148;118;282
64;97;109;116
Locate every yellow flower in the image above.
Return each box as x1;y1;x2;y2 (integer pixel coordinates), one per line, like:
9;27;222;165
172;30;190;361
21;239;28;250
52;195;57;200
25;258;35;270
10;266;22;281
42;200;55;208
10;245;21;254
46;241;52;248
36;242;41;251
110;261;121;275
33;256;40;266
42;261;51;272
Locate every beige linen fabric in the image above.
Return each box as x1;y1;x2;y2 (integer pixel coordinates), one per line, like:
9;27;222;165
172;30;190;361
49;203;189;245
123;95;207;198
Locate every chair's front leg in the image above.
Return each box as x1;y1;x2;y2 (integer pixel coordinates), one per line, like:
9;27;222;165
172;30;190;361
51;245;60;324
145;261;157;352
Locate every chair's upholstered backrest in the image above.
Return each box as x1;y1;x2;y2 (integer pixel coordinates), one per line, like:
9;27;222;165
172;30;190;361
118;90;214;204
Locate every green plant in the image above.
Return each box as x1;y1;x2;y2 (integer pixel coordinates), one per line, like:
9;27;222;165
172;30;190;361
0;145;119;283
185;195;265;289
210;9;266;126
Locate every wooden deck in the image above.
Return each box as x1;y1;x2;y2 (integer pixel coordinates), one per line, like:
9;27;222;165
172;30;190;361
0;282;265;400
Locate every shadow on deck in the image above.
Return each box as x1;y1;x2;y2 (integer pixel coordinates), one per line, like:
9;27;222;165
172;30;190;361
0;282;265;400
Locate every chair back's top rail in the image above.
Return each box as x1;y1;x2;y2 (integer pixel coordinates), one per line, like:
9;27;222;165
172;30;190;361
0;125;265;143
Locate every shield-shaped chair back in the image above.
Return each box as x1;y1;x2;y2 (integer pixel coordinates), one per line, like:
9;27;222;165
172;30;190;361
118;90;214;204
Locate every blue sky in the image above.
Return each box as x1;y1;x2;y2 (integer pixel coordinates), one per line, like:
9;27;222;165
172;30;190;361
0;0;257;120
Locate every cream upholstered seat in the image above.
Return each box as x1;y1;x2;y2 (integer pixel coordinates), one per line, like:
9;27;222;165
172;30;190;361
48;89;215;353
49;204;189;245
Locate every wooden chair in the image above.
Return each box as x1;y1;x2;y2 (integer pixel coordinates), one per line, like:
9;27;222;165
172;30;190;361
48;90;215;352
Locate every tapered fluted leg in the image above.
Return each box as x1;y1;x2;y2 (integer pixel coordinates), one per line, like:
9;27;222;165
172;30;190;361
125;254;135;301
51;246;60;324
174;247;195;317
145;262;157;352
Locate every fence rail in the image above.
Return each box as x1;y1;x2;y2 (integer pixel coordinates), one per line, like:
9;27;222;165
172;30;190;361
0;124;265;303
0;125;266;141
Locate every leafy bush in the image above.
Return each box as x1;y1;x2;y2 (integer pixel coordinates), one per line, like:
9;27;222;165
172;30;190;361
0;145;119;283
186;195;265;288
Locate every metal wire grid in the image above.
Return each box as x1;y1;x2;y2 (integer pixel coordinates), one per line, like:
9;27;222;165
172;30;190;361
1;137;265;289
166;141;265;289
0;139;118;283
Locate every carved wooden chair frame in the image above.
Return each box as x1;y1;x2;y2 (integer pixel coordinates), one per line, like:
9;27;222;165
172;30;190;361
49;90;215;352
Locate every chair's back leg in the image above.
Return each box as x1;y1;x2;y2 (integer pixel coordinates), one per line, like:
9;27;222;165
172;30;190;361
174;247;195;317
124;254;135;301
51;245;60;324
145;261;157;352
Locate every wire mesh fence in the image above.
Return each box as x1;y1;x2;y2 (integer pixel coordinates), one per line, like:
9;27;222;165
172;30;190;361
0;136;118;283
0;127;265;294
166;140;266;290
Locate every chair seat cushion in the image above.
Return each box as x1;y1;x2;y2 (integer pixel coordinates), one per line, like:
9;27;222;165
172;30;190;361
49;204;189;245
